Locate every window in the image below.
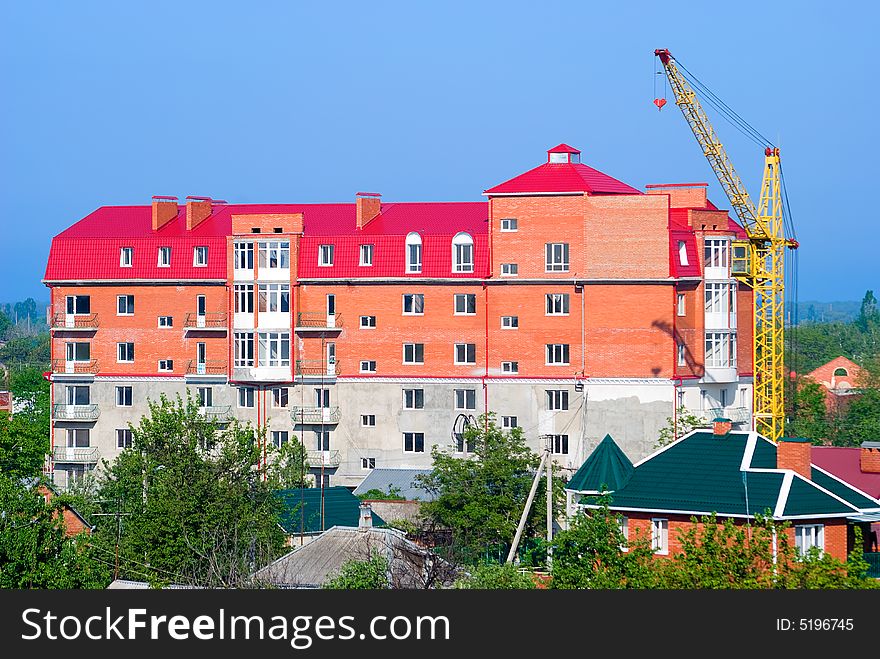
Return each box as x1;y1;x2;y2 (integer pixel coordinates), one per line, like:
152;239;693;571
234;284;254;314
193;246;209;266
120;247;133;267
833;367;848;377
501;361;518;373
500;218;518;232
258;284;290;313
116;429;133;449
360;244;374;266
677;293;686;317
238;388;255;408
65;385;90;406
550;434;569;455
677;343;686;367
546;390;569;411
315;430;330;451
403;389;424;410
651;518;669;554
257;332;290;367
403;432;425;453
361;457;376;470
360;360;377;373
117;342;135;363
454;293;476;315
117;295;135;315
158;315;173;328
158;359;174;372
501;263;518;276
157;246;171;267
66;428;90;448
454;343;476;365
501;416;518;429
545;243;570;272
65;295;91;315
403;343;424;364
402;294;424;315
318;244;334;267
359;315;377;329
258;241;290;270
314;388;330;408
197;387;213;408
452;232;474;273
272;387;289;408
361;415;376;427
234;332;254;367
501;315;518;329
705;332;737;368
234;242;254;270
406;232;422;273
678;241;689;266
546;344;570;366
454;432;475;454
115;386;132;407
704;238;730;269
454;389;476;410
546;293;570;315
618;516;629;551
705;282;736;315
65;342;91;362
795;524;824;556
271;431;289;449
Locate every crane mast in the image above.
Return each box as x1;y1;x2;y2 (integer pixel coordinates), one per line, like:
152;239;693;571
655;48;793;441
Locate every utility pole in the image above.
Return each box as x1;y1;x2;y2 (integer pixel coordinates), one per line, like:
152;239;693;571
546;435;553;570
93;497;130;581
506;438;551;564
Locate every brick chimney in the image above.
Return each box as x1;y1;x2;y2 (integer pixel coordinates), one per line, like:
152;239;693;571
186;196;213;230
860;442;880;474
358;502;373;530
356;192;381;230
777;437;812;480
152;196;179;231
712;417;731;437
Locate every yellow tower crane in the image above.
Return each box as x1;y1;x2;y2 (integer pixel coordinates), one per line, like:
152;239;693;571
654;49;798;441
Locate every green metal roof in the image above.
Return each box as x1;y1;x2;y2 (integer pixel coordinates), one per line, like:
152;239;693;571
810;468;880;511
276;486;385;534
783;477;854;517
567;434;633;492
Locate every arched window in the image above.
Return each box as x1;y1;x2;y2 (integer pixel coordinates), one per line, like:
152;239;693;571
452;232;474;273
406;232;422;273
833;367;848;377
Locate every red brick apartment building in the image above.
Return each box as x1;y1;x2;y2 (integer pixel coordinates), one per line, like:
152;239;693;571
44;144;753;488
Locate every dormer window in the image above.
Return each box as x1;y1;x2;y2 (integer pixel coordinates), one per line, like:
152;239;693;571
193;246;208;267
120;247;133;267
678;241;689;266
157;247;171;267
547;144;581;164
318;244;334;267
406;232;422;273
452;233;474;273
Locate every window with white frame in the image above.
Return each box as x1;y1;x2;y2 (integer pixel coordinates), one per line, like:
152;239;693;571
402;293;424;315
403;343;424;364
545;243;570;272
454;389;476;410
65;342;90;362
158;359;174;372
65;385;90;406
795;524;824;556
315;430;330;451
452;232;474;273
360;360;377;373
501;416;518;429
120;247;133;267
361;457;376;470
501;263;518;276
704;238;730;269
234;332;254;367
272;387;289;408
314;388;330;408
234;242;254;270
66;428;90;448
550;434;569;455
501;361;518;373
677;343;686;367
115;386;132;407
117;295;135;315
501;315;518;329
234;284;254;314
193;246;209;267
361;415;376;427
271;431;289;449
546;293;570;315
158;315;173;328
258;284;290;313
546;343;570;366
257;331;290;367
705;282;736;315
117;342;135;363
238;388;255;408
454;343;476;365
65;295;91;315
546;389;569;411
116;429;133;449
454;432;475;454
403;388;424;410
678;241;689;266
197;387;212;408
359;315;377;329
618;516;629;551
318;244;334;267
705;332;736;368
157;247;171;267
500;218;518;232
454;293;476;315
677;293;686;316
359;244;374;266
403;432;425;453
651;518;669;554
406;233;422;273
257;241;290;270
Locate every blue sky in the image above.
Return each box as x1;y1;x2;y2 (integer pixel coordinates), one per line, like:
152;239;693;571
1;1;876;302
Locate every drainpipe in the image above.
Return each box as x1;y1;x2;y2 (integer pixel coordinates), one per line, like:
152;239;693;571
483;281;489;432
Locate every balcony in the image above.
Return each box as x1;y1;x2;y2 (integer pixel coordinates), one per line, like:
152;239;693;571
51;313;99;331
53;446;99;463
295;312;343;333
199;405;233;423
184;312;228;332
52;403;100;421
291;406;341;425
51;360;99;377
706;406;751;424
307;450;341;468
186;360;228;381
295;360;340;378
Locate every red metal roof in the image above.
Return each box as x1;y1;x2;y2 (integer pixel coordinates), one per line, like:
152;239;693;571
484;160;641;196
812;447;880;499
547;143;581;154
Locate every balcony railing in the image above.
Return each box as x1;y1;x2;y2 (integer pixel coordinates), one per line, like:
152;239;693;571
184;312;228;329
186;360;227;376
295;312;343;330
53;446;99;463
706;406;751;424
295;360;340;377
51;313;99;330
291;406;341;425
306;450;341;467
52;403;100;421
51;359;99;375
200;405;233;422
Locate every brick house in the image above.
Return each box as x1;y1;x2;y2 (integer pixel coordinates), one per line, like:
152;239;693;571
804;356;863;414
565;424;880;562
36;483;93;538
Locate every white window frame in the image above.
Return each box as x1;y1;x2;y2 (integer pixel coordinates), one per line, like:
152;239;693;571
117;294;135;316
115;386;133;407
651;518;669;554
454;388;476;411
258;284;290;313
193;246;209;267
257;331;291;367
196;387;213;408
361;457;376;470
234;332;254;367
501;415;518;429
234;242;254;270
157;359;174;372
454;343;476;365
546;343;570;366
361;415;376;427
452;232;475;273
359;244;374;267
705;332;737;369
550;434;569;455
454;293;476;315
359;315;377;329
546;389;569;411
66;428;90;448
258;241;291;270
272;387;289;409
501;361;518;373
704;238;730;270
117;342;135;363
157;246;171;268
359;360;377;373
116;428;133;449
318;244;335;267
158;315;173;328
271;431;289;449
677;293;686;316
402;293;424;315
406;232;422;273
545;242;570;272
315;430;331;451
403;432;425;453
403;388;424;410
234;284;254;314
618;516;629;551
65;385;90;407
500;218;518;232
795;524;825;556
65;342;91;362
677;342;686;367
238;388;255;408
403;343;424;365
501;315;518;329
546;293;570;316
678;241;689;266
120;247;133;268
500;263;518;277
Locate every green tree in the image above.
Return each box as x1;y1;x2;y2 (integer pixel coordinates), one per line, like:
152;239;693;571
323;551;390;589
0;309;11;339
356;485;404;501
857;290;879;331
788;378;830;443
0;409;49;480
8;365;50;432
656;406;709;448
453;562;537;589
266;434;310;489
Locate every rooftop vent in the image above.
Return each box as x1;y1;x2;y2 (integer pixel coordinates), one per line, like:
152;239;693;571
547;143;581;164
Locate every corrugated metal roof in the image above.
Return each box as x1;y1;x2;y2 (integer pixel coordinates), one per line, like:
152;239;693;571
352;468;435;501
566;434;633;492
811;447;880;500
276;486;386;535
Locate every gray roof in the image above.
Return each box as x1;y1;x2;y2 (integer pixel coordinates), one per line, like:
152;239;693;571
352;468;435;501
